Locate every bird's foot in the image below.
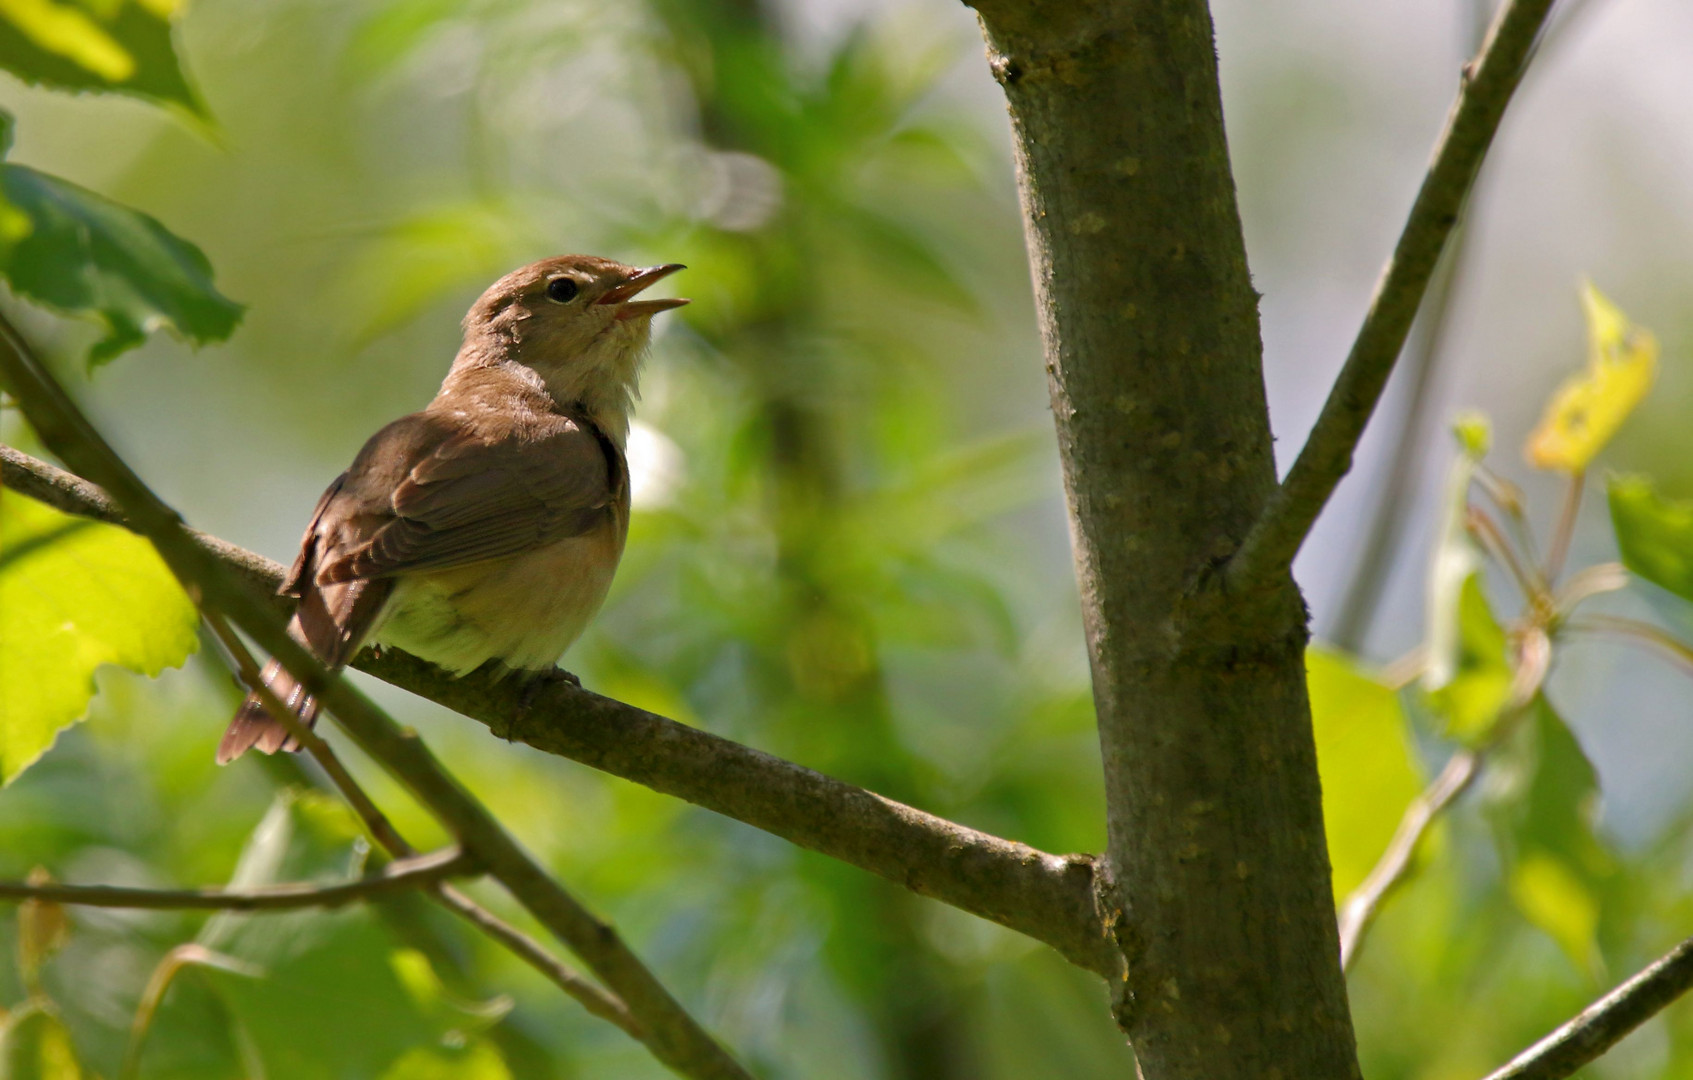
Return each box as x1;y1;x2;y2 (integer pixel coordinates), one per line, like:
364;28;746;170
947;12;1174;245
516;666;581;719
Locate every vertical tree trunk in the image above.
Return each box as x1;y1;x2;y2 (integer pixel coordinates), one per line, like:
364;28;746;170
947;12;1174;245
969;2;1362;1076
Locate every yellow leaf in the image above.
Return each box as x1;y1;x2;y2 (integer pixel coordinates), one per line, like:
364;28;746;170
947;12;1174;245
1524;283;1657;473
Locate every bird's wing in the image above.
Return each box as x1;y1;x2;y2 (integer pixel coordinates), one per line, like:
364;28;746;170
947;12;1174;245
315;411;623;585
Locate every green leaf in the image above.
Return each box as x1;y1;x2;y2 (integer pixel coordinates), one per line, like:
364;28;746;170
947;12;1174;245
0;0;207;118
0;161;242;365
1307;646;1424;899
1608;473;1693;602
182;793;454;1078
0;1001;89;1080
1423;575;1514;744
0;493;198;785
1486;698;1614;973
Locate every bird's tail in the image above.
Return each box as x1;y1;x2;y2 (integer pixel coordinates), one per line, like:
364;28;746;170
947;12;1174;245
218;655;325;764
217;573;392;765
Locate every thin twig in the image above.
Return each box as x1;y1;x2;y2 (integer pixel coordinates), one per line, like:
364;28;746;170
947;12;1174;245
1338;750;1479;970
1480;933;1693;1080
1566;615;1693;674
1544;470;1585;585
0;320;753;1080
0;442;1114;977
0;849;471;911
430;882;644;1039
1476;465;1544;574
1226;0;1557;590
1467;506;1542;603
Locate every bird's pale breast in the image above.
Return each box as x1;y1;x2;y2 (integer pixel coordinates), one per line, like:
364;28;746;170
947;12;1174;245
373;514;625;676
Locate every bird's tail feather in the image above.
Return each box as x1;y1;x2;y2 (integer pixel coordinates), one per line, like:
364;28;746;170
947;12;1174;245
217;656;325;765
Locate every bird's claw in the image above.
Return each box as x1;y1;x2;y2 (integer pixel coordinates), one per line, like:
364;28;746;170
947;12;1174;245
516;666;581;718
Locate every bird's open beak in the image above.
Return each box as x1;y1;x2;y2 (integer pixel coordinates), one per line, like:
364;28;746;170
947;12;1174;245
596;264;689;320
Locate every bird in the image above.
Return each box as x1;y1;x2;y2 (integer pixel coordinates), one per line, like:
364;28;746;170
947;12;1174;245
217;255;687;764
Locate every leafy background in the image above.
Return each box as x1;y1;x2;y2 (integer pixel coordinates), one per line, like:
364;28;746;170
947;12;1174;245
2;0;1693;1077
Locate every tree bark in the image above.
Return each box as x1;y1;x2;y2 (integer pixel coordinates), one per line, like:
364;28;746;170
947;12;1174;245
969;2;1361;1076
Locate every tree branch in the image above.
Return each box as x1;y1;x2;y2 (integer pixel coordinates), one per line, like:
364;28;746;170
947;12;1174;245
0;324;752;1080
0;443;1117;978
1481;932;1693;1080
0;848;472;911
1226;0;1556;590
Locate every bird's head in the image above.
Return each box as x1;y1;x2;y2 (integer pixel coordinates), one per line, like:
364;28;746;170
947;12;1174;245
455;255;688;437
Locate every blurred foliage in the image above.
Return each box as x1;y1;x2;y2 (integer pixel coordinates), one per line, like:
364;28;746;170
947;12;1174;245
0;0;204;118
2;1;1693;1079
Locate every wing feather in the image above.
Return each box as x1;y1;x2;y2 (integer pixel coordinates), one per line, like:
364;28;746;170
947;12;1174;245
317;412;620;584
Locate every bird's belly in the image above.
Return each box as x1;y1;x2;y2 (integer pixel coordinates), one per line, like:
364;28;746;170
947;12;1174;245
374;533;622;676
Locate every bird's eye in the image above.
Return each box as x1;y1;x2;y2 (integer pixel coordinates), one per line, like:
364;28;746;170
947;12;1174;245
545;278;579;304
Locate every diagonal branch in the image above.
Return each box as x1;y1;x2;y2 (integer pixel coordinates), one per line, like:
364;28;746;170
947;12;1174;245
0;848;473;911
0;324;752;1080
0;443;1117;978
1226;0;1556;590
1481;932;1693;1080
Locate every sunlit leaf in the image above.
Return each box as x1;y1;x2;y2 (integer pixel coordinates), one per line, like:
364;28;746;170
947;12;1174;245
0;494;198;785
1608;473;1693;602
1524;283;1657;473
0;159;242;365
1307;645;1424;899
0;0;205;117
379;1039;514;1080
1485;698;1613;974
0;1000;88;1080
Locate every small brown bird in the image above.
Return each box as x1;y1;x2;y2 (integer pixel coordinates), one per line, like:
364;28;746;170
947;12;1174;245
218;256;687;764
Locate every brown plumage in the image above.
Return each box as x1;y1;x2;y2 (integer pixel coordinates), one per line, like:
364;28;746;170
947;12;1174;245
218;256;686;764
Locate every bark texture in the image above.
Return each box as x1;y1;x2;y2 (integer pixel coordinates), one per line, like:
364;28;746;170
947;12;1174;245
970;2;1361;1076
